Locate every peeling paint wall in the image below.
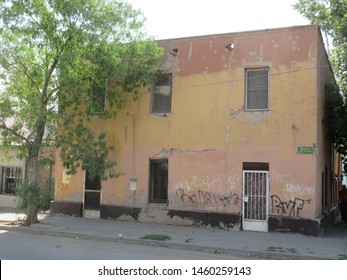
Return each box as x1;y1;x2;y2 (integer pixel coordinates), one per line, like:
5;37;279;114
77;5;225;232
54;25;337;232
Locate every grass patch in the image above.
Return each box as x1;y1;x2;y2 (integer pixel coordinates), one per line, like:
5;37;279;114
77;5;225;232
266;247;298;254
141;234;171;241
266;246;284;252
285;248;298;254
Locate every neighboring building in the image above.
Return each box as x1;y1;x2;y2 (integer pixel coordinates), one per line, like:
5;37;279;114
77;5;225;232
52;25;340;236
0;146;55;209
0;148;25;208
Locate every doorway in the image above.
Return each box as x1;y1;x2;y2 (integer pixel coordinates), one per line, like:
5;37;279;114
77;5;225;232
84;170;101;218
242;163;269;232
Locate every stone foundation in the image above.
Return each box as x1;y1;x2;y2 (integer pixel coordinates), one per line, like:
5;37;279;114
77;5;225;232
268;216;322;236
50;201;83;217
49;201;338;236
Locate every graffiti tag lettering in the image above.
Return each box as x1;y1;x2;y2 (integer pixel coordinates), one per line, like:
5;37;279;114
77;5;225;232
176;188;240;208
271;195;311;217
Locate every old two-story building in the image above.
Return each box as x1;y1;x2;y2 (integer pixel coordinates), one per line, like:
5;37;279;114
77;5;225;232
51;25;340;236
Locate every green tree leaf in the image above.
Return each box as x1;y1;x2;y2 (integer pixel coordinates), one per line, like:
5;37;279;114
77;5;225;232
0;0;163;224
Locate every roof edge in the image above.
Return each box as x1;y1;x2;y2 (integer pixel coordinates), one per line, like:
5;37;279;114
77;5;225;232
156;24;320;43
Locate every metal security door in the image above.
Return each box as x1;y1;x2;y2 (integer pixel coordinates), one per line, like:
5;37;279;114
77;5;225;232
242;171;269;232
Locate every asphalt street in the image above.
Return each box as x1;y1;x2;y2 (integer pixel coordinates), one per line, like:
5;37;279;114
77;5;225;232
0;229;243;260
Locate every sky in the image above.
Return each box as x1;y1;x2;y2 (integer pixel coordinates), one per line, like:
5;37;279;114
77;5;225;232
127;0;310;40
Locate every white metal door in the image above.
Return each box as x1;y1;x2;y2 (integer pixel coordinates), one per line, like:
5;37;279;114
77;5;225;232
242;170;269;232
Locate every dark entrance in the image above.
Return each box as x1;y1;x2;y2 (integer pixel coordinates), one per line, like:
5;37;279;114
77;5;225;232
84;170;101;210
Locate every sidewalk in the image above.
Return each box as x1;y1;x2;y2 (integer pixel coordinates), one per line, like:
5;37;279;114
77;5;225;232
0;208;346;260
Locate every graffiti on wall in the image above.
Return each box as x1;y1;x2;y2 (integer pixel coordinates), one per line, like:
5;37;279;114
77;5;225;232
285;183;314;195
271;195;311;217
227;174;241;190
176;188;240;208
174;175;222;192
269;170;313;217
270;170;314;196
174;174;241;192
173;174;241;209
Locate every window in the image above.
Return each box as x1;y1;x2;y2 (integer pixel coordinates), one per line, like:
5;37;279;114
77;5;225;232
0;167;22;195
151;74;172;114
245;69;269;110
149;159;168;203
87;79;106;114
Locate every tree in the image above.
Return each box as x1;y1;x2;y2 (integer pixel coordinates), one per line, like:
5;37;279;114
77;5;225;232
0;0;163;224
294;0;347;93
294;0;347;173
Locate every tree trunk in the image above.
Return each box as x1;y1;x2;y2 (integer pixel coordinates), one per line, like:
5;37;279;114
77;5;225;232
26;190;38;225
25;153;40;225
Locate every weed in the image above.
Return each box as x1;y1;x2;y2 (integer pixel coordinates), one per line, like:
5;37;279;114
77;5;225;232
141;234;171;241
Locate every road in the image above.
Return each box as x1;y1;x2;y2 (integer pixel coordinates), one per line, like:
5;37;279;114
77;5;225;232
0;229;243;260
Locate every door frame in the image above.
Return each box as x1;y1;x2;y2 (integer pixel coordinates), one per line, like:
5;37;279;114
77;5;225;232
83;170;102;218
242;170;269;232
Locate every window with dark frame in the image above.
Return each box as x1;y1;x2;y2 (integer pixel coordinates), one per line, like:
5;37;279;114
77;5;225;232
149;159;168;203
0;167;22;195
245;69;269;110
151;74;172;114
87;79;107;114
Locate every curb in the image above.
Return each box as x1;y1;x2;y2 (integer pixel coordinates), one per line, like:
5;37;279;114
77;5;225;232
0;224;325;260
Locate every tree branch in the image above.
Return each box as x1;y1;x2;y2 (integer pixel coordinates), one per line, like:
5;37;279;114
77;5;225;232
14;61;42;95
0;123;30;146
42;35;75;104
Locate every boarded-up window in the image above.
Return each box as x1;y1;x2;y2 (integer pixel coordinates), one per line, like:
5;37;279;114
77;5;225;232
246;69;269;110
151;74;172;114
149;159;168;203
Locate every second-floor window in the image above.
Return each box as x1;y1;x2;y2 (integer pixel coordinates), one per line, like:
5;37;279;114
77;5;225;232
245;69;269;111
88;79;106;114
151;74;172;114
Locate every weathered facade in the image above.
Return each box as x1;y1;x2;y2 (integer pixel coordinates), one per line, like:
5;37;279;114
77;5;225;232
52;25;340;236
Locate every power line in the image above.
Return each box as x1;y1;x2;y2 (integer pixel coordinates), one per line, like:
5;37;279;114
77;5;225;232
171;63;333;91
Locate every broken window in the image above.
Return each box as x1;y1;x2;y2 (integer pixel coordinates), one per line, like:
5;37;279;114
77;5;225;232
0;167;22;195
149;159;168;203
151;74;172;114
87;79;106;114
245;69;269;110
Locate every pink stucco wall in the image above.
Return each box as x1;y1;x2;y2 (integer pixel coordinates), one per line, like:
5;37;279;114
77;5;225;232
54;25;336;229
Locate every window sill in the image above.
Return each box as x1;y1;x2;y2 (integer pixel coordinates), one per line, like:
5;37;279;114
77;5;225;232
148;201;168;207
150;112;171;117
245;108;270;112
